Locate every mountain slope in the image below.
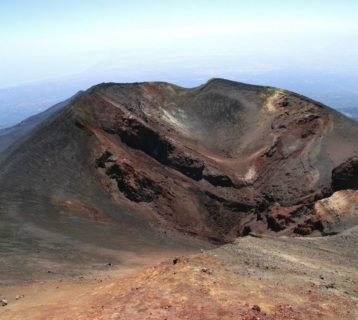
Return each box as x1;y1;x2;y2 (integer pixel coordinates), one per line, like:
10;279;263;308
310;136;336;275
0;92;82;153
0;78;357;264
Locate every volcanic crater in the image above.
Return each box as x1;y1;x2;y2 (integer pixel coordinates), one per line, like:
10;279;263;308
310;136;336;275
0;79;357;319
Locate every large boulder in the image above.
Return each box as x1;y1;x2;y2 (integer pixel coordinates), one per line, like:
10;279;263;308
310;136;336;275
314;190;358;234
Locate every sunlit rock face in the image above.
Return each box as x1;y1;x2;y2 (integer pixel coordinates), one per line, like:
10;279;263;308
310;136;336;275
314;190;358;234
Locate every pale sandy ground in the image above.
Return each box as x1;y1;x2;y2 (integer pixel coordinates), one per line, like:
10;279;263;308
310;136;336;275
0;228;357;320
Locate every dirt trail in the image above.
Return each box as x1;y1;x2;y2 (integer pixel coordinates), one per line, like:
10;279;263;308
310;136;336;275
1;228;357;320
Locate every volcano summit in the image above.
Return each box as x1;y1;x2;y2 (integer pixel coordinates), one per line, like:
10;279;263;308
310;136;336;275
0;79;357;319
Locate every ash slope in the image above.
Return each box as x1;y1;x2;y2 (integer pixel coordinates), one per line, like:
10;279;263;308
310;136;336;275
0;78;358;256
0;92;81;154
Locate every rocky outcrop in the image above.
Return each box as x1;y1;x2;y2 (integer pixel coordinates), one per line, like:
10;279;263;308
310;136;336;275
332;157;358;191
106;163;163;203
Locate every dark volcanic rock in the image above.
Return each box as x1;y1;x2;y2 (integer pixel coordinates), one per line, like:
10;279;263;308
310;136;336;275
332;157;358;191
106;163;163;203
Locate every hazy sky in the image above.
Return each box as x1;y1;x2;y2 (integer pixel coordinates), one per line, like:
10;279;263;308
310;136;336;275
1;0;358;88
